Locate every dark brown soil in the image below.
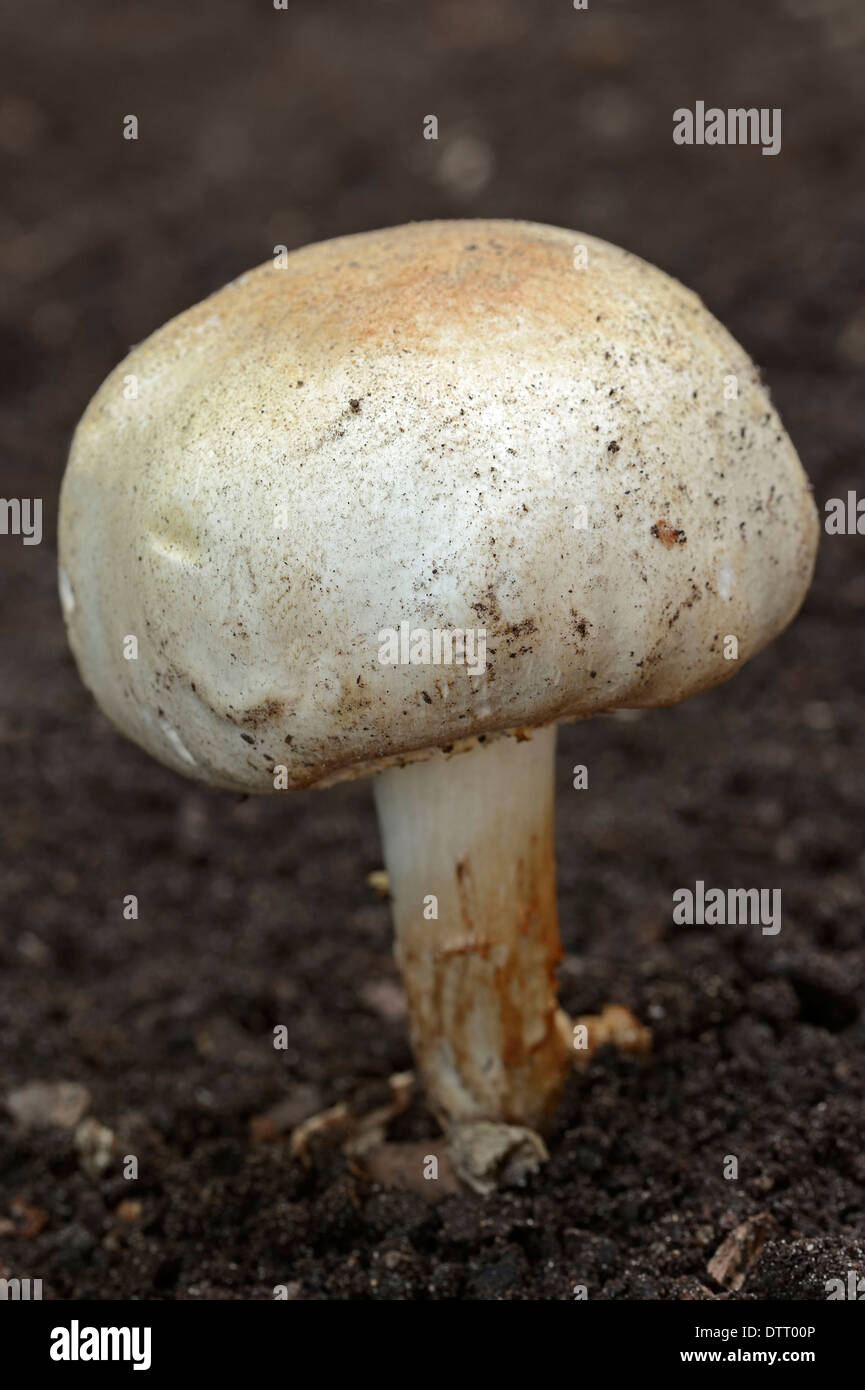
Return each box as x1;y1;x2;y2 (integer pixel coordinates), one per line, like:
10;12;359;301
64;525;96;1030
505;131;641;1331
1;0;863;1300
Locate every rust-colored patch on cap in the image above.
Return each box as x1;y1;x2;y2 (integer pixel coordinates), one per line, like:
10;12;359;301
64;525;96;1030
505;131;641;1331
651;518;687;547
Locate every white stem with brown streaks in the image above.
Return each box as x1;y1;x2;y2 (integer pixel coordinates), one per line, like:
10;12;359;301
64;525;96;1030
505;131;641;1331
372;724;568;1134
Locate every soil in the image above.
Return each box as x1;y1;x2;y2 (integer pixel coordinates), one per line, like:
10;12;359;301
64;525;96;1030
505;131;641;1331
1;0;864;1300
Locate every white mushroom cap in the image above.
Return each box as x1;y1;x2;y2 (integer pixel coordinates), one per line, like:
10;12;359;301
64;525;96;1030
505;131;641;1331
58;219;818;792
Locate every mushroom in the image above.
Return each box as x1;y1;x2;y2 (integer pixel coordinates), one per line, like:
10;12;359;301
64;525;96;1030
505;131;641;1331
58;220;819;1188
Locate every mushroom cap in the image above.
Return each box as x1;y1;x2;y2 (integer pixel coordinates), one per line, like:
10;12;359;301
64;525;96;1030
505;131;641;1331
59;219;819;792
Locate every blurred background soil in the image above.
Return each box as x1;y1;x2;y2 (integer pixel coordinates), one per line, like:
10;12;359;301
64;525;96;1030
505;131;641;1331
1;0;864;1299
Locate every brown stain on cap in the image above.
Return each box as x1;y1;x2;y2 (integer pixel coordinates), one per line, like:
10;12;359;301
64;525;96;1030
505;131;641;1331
651;518;687;547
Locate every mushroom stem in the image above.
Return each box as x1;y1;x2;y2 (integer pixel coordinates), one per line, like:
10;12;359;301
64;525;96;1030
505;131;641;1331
372;725;569;1132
